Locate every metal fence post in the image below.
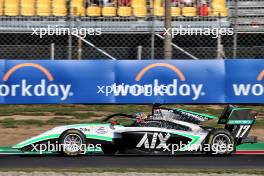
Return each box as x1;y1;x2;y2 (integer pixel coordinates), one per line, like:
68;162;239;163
151;1;155;60
138;45;142;60
233;0;238;59
164;0;172;60
67;0;72;60
50;43;55;60
217;14;224;59
78;37;82;60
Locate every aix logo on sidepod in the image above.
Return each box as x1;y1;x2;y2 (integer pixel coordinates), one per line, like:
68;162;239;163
136;132;170;149
97;63;205;101
0;63;73;101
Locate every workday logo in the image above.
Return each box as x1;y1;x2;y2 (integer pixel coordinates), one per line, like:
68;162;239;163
97;63;205;100
0;63;73;101
233;70;264;97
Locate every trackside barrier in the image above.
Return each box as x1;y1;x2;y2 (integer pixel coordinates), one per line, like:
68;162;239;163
0;60;263;104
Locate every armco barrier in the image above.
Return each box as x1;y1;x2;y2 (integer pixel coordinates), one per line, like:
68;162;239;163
0;60;262;104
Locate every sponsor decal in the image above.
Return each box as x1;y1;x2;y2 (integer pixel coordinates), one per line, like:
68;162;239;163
0;63;73;101
177;111;208;121
80;127;90;132
96;127;108;134
227;120;254;125
232;70;264;97
97;63;205;101
136;132;170;149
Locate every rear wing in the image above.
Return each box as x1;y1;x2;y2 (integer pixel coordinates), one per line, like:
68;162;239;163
218;105;257;144
218;106;257;125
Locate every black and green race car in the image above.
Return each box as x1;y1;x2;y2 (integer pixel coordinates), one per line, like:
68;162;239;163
0;105;257;156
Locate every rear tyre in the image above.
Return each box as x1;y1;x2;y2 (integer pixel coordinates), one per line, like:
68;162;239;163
205;129;235;155
59;130;86;156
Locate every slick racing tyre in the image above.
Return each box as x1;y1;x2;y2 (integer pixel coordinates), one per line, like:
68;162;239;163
59;130;86;156
205;129;235;155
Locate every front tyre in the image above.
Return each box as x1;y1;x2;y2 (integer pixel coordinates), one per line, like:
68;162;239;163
205;129;235;155
59;130;86;156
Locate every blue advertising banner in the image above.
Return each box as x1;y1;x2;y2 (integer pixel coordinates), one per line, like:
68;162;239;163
114;61;225;103
0;60;262;104
226;60;264;103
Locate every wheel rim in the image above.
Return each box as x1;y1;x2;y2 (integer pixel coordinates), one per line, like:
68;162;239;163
212;134;232;154
63;134;83;153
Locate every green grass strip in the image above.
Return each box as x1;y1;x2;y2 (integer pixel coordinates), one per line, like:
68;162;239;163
237;143;264;150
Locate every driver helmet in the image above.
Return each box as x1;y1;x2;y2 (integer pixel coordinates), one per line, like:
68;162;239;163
132;112;147;123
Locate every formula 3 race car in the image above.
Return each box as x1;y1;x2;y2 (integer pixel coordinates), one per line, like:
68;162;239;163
0;105;258;156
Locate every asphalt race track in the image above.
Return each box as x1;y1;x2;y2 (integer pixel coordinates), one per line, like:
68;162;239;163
0;155;263;169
